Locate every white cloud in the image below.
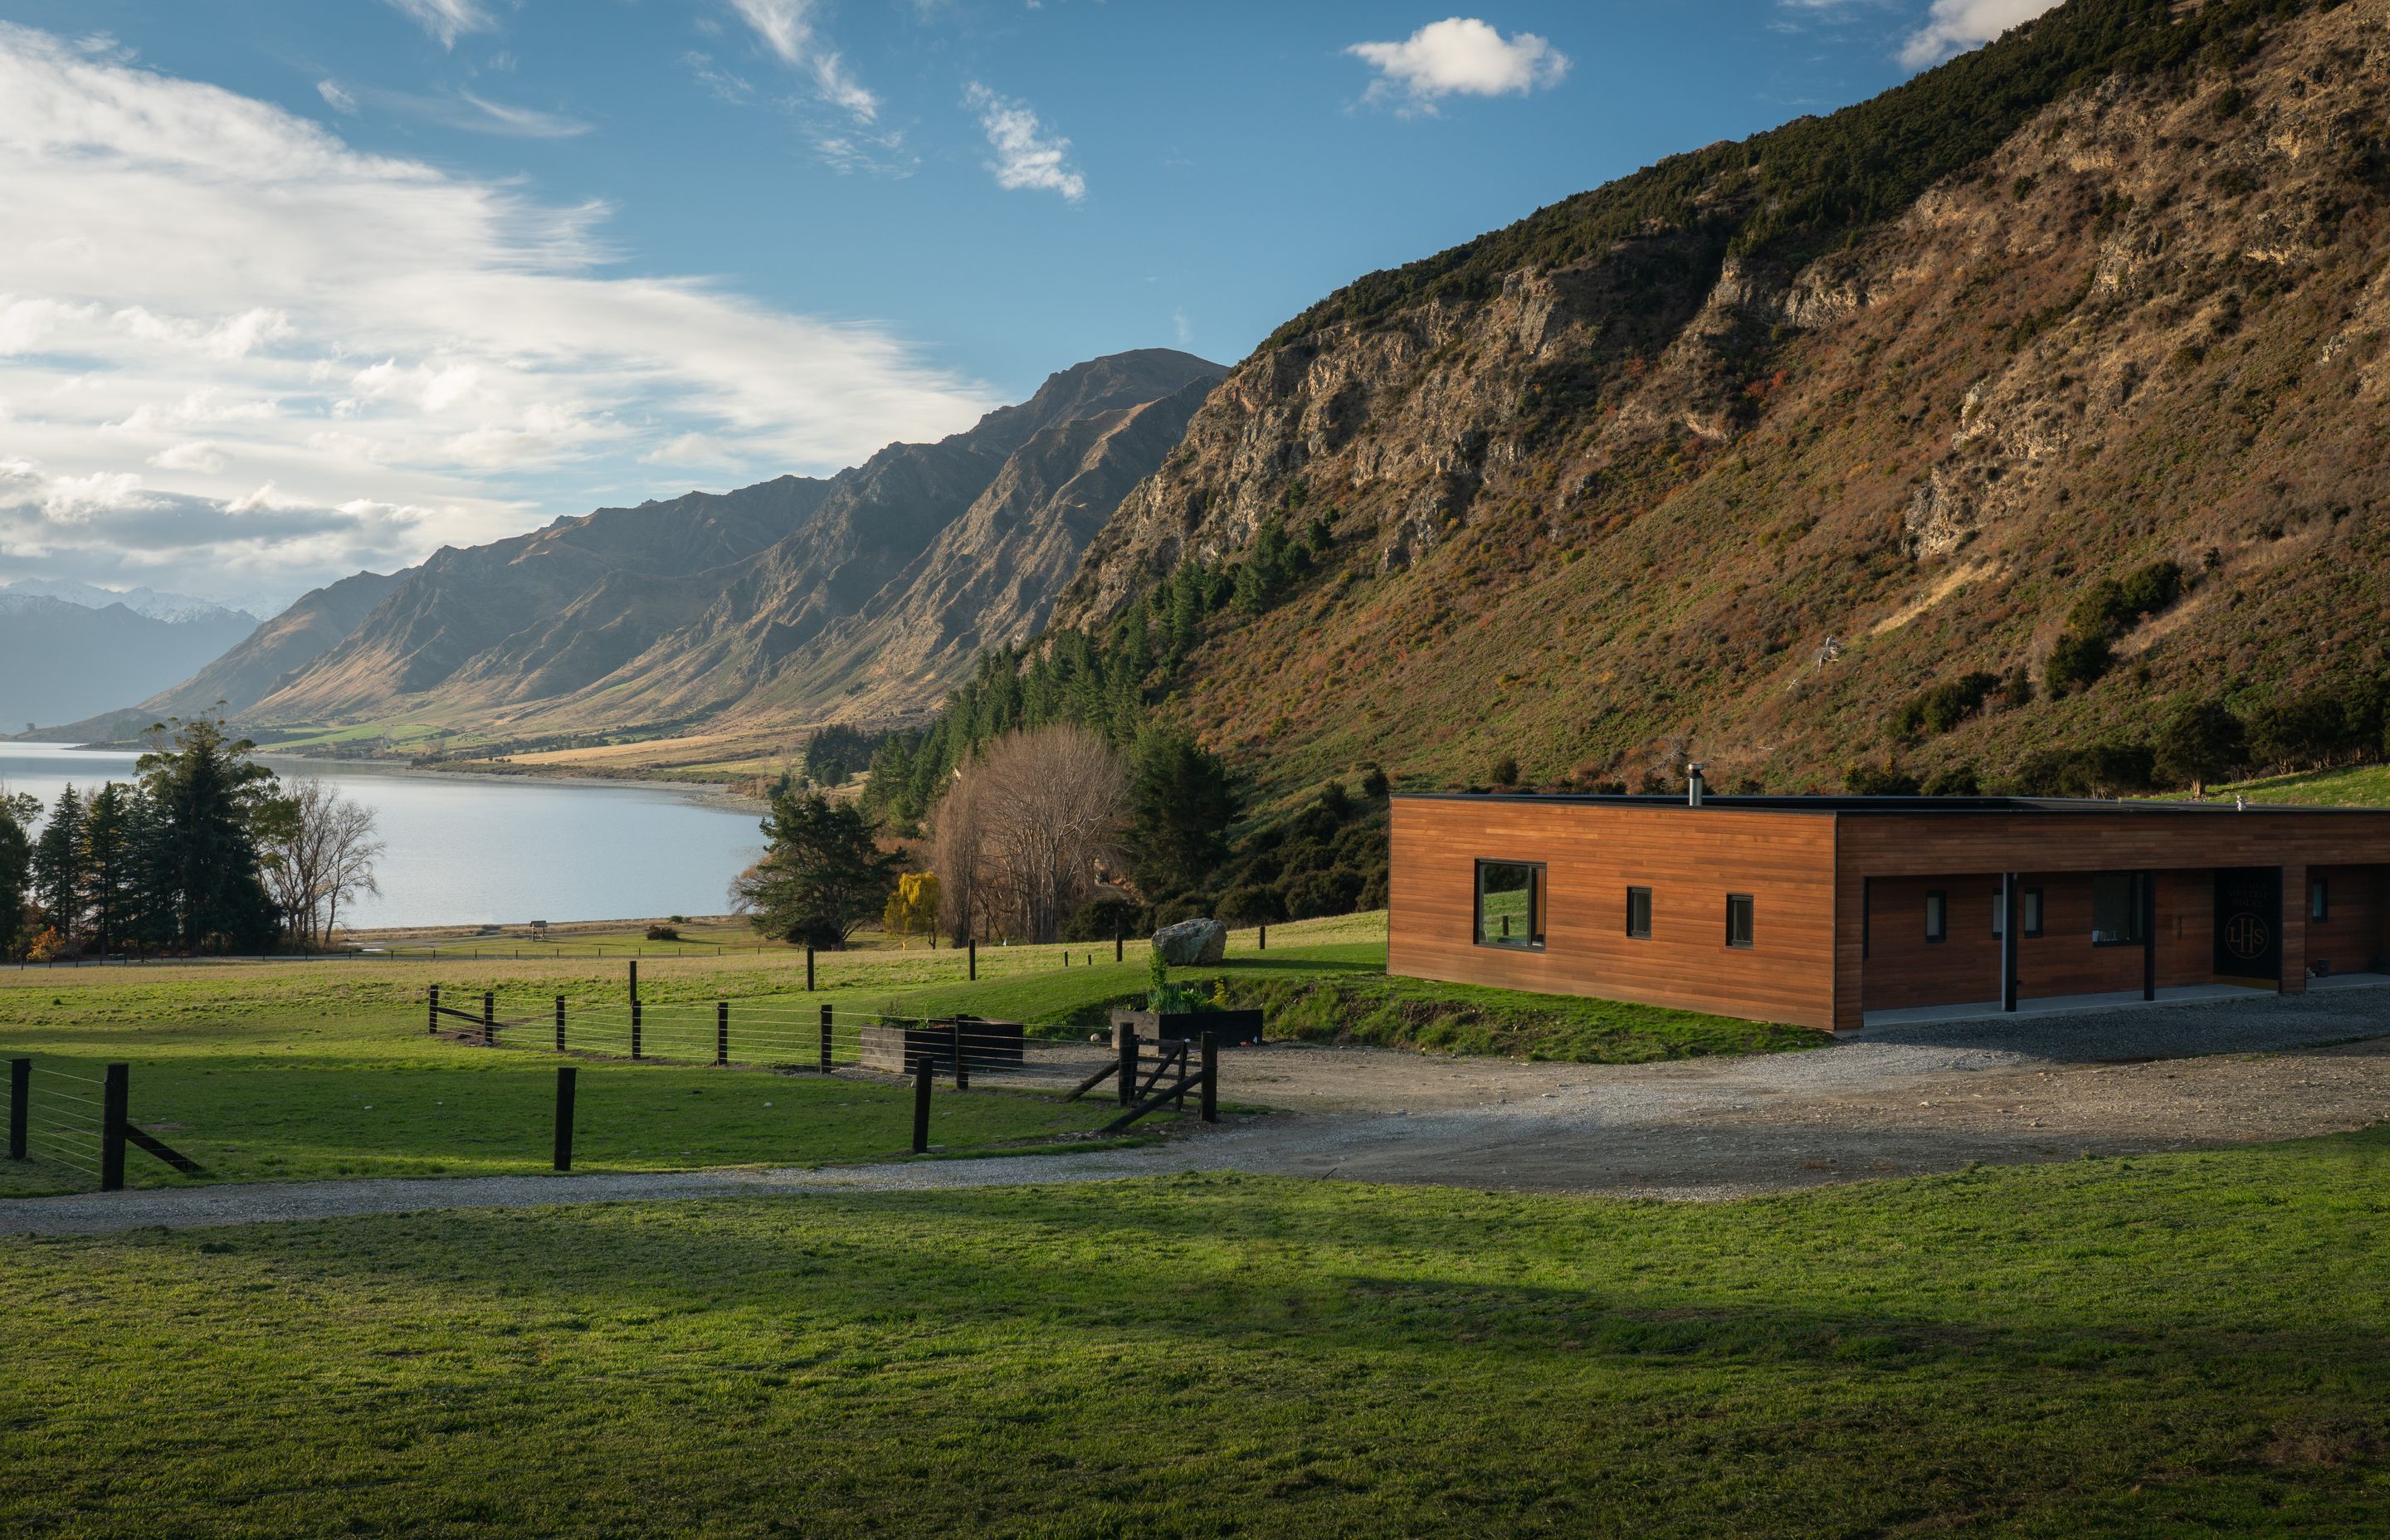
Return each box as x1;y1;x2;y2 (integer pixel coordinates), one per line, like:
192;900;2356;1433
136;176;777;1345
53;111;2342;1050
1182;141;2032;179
964;83;1085;202
316;79;358;115
725;0;879;122
0;23;995;600
380;0;495;50
1898;0;2058;70
1346;18;1568;111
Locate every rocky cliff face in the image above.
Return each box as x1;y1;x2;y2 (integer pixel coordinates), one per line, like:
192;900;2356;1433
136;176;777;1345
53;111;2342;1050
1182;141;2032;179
1054;0;2390;792
220;350;1223;741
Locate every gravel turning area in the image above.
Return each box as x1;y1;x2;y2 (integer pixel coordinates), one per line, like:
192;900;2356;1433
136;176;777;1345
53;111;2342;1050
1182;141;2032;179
8;987;2388;1234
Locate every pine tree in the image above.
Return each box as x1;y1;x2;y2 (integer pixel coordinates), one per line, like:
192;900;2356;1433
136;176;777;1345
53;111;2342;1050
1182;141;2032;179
79;782;136;954
0;792;32;958
31;784;85;942
136;719;282;953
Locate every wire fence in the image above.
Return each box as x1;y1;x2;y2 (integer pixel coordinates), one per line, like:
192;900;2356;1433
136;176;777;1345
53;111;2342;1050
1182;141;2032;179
18;1060;105;1182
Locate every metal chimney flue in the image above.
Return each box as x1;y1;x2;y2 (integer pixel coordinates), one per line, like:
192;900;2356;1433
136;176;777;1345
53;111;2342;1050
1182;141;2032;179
1685;763;1706;807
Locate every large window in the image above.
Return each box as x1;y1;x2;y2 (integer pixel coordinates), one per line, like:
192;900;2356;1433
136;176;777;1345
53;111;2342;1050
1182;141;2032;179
2091;872;2149;946
1475;861;1545;950
1924;891;1948;943
1725;894;1755;950
1626;886;1652;939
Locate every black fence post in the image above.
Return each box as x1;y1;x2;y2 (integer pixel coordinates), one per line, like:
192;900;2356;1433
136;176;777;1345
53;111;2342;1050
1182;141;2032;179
818;1004;833;1074
1116;1027;1137;1108
482;991;495;1047
806;947;815;992
950;1019;967;1091
911;1055;933;1153
1200;1032;1218;1123
427;983;439;1035
1115;919;1123;963
968;938;977;981
100;1061;128;1192
7;1057;26;1160
553;1066;577;1172
716;1001;729;1066
554;995;566;1054
1258;921;1267;952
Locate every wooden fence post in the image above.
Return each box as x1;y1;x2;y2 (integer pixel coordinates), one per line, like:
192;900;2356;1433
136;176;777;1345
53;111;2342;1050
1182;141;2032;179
1200;1032;1218;1123
818;1004;833;1074
554;995;565;1054
427;983;439;1035
7;1057;26;1160
482;991;495;1047
1115;919;1123;963
100;1062;128;1192
968;938;977;981
716;1001;729;1066
1116;1027;1137;1108
1258;921;1266;951
806;947;815;992
912;1055;933;1153
553;1066;577;1172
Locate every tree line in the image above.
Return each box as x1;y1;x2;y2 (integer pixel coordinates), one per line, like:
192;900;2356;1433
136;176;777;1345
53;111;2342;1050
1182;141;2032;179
0;720;382;960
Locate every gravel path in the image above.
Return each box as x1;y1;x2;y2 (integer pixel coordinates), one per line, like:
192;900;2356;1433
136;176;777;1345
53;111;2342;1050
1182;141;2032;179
8;987;2387;1235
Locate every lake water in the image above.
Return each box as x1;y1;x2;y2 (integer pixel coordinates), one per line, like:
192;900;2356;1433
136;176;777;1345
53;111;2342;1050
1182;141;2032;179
0;743;768;928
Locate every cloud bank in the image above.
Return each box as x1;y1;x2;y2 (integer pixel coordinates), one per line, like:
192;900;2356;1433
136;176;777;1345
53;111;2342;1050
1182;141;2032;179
0;25;994;601
1898;0;2060;69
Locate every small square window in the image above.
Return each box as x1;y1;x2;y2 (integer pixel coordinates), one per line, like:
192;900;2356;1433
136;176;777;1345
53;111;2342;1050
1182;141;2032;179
1475;860;1545;950
1626;886;1652;939
1725;894;1755;949
1924;891;1948;943
2310;877;2329;923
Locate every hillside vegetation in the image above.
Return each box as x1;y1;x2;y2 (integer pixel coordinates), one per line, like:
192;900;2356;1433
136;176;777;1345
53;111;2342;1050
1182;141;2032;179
1039;0;2390;801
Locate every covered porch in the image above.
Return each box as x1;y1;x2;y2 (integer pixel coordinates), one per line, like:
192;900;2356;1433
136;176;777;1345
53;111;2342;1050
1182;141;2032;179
1855;864;2389;1031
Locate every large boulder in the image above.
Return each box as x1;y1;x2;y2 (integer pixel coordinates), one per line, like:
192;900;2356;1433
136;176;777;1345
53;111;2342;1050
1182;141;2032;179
1151;916;1227;966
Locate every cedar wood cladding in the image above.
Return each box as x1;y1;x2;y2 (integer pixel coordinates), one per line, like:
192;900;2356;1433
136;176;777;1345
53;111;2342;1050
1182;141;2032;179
1389;797;2390;1032
1387;798;1841;1028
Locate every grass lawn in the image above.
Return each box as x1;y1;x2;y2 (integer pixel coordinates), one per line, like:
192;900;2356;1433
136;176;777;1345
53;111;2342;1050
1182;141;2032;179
6;1130;2389;1535
2219;762;2390;808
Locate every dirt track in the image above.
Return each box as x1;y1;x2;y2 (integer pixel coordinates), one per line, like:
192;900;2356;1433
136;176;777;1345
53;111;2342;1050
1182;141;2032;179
8;990;2388;1235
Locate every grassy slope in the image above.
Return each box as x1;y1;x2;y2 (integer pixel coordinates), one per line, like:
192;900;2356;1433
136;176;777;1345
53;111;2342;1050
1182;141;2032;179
7;1132;2390;1536
2220;763;2390;808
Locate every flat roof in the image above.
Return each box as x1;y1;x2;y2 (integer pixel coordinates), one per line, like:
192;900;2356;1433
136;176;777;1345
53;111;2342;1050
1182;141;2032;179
1390;792;2383;816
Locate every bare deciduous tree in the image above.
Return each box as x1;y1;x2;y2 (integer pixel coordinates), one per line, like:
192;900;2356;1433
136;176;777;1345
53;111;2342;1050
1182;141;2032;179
261;778;385;949
929;724;1126;944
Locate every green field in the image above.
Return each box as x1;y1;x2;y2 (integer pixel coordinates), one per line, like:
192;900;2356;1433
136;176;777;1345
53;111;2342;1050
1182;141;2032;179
0;913;1813;1196
2221;762;2390;808
7;1129;2389;1536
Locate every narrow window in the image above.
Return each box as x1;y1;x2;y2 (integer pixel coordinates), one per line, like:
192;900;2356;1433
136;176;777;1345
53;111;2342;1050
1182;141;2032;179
1474;861;1545;950
2091;872;2148;946
1992;887;2003;938
1925;891;1948;943
2023;887;2044;938
2310;877;2329;924
1725;894;1755;950
1626;886;1652;939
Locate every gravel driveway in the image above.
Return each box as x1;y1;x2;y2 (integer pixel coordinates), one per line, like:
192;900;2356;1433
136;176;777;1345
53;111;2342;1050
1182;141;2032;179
8;987;2388;1235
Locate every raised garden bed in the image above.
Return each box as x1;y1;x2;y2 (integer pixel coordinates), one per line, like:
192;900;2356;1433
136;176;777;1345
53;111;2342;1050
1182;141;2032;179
859;1016;1027;1074
1110;1009;1264;1048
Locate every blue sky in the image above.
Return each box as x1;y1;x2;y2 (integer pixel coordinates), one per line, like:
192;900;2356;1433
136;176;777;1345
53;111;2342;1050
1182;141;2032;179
0;0;2047;605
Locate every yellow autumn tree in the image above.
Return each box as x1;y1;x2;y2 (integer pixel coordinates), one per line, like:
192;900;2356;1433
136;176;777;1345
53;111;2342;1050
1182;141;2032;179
881;871;941;948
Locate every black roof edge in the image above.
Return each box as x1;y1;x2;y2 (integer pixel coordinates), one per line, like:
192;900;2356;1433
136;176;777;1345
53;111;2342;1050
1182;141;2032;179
1388;792;2380;815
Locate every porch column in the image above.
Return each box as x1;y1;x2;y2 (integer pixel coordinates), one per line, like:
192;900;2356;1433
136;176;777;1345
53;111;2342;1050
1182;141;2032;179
2001;871;2020;1012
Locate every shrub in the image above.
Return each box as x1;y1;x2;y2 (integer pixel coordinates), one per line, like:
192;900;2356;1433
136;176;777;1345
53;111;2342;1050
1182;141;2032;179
644;924;680;942
1892;670;2002;739
1218;884;1286;925
1359;765;1391;799
2044;630;2111;697
1921;765;1981;797
2152;698;2246;791
1062;897;1142;943
1285;868;1366;919
1147;896;1213;930
1844;762;1922;797
2245;691;2346;772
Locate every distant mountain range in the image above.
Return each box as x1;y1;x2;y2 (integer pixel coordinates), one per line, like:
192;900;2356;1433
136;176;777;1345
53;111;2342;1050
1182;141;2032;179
0;578;258;627
0;593;261;734
38;349;1224;751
